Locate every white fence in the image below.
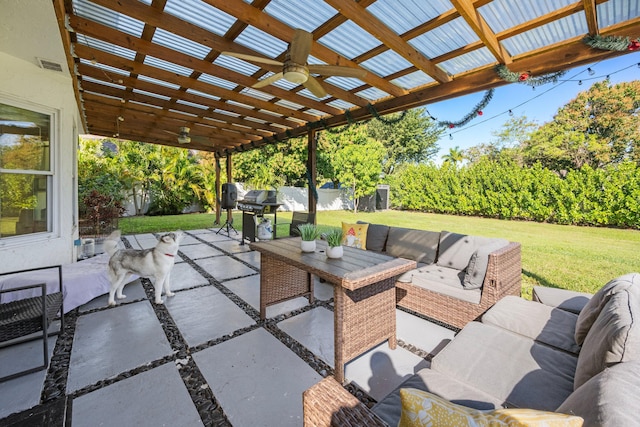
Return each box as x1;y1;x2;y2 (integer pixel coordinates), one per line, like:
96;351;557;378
121;184;354;216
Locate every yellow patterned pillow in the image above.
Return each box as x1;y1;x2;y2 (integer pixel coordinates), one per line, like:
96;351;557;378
398;388;583;427
341;222;368;250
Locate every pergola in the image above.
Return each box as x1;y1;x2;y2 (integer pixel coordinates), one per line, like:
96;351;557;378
52;0;640;219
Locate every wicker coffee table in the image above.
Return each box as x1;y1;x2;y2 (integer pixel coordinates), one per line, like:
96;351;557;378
249;237;416;383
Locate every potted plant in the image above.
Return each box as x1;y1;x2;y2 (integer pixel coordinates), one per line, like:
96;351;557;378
298;223;319;252
325;228;344;259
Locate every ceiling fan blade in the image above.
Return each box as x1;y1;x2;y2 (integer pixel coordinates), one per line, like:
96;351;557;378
220;51;283;66
289;29;312;64
307;65;367;79
252;72;284;88
302;76;327;98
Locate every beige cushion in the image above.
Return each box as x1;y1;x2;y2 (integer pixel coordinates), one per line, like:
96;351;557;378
558;360;640;427
575;273;639;345
482;295;581;355
436;232;499;272
386;227;439;264
574;282;640;389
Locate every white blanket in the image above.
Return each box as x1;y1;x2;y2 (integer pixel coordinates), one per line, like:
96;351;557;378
0;254;137;313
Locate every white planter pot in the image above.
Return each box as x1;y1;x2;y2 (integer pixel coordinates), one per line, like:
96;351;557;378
326;245;343;259
301;240;316;253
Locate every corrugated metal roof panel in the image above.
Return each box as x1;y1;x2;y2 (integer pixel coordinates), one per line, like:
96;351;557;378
239;88;275;102
74;0;144;37
392;71;435;90
275;99;305;110
480;0;575;33
264;0;337;32
82;76;126;90
175;99;209;109
324;76;363;91
305;109;327;117
214;55;261;76
327;99;356;110
137;75;181;90
151;28;210;60
360;50;412;76
198;73;238;90
185;89;220;101
597;0;640;28
409;18;479;59
131;88;171;101
76;35;137;60
144;56;194;76
501;13;587;56
163;0;235;36
213;109;241;118
79;59;128;77
355;87;390;101
235;26;288;58
437;48;495;75
318;21;381;60
367;0;452;35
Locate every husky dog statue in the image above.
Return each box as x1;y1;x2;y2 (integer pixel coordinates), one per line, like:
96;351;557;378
104;230;183;306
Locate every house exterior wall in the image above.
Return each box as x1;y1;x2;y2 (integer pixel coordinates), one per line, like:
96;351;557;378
0;52;82;273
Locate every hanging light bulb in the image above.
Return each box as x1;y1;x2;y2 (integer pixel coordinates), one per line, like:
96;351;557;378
578;80;583;85
508;110;514;116
449;134;453;140
587;68;595;76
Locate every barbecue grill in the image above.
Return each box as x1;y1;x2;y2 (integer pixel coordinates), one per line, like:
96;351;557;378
237;190;281;244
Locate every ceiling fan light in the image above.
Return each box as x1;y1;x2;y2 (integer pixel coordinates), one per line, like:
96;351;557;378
283;63;309;84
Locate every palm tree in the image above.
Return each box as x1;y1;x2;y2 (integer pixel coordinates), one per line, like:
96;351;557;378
442;146;464;165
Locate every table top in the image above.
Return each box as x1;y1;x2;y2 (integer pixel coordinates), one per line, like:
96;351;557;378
250;237;416;291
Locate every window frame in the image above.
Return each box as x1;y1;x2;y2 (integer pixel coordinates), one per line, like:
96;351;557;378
0;97;58;245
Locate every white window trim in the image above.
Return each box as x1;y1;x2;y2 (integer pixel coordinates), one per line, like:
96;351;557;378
0;97;59;247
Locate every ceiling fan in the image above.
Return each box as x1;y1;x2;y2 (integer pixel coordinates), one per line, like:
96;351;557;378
164;126;192;144
222;29;367;98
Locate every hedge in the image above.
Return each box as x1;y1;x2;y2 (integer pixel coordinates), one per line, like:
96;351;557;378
388;159;640;228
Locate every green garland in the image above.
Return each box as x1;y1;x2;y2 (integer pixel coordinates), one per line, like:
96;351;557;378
437;89;494;129
583;34;640;51
495;65;566;87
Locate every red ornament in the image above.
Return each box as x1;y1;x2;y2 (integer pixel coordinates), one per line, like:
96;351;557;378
477;110;483;116
449;124;454;129
628;40;640;51
518;72;530;81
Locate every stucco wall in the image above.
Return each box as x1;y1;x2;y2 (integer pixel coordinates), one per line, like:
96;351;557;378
0;52;82;273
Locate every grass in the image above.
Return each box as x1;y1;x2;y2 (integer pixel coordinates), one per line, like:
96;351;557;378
119;210;640;298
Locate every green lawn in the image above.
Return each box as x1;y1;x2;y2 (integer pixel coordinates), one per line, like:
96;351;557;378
119;210;640;298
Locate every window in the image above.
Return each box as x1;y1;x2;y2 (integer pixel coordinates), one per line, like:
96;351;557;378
0;102;53;239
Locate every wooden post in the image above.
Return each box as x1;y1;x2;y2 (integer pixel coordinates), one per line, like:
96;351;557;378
226;154;233;224
308;129;317;222
214;157;221;225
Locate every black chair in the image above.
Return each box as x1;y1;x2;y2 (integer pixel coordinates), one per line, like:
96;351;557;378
0;265;63;382
289;212;316;236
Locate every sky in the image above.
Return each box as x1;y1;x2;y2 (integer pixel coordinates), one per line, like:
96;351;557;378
428;51;640;162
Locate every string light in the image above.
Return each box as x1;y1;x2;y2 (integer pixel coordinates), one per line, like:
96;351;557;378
578;80;583;85
449;134;453;140
508;110;513;116
588;68;595;76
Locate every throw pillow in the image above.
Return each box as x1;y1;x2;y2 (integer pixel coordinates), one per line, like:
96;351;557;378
357;221;389;252
463;239;508;289
398;388;583;427
341;222;368;249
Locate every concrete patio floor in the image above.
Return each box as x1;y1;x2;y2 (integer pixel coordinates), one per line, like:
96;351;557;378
0;229;455;426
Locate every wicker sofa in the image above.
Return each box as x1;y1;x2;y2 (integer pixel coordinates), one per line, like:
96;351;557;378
303;273;640;427
355;222;522;329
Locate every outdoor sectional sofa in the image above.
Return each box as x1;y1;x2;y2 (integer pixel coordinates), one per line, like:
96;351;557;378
355;222;522;329
303;272;640;426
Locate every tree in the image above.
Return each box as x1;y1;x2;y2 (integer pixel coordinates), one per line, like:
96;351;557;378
523;80;640;170
334;138;385;213
367;107;442;175
441;146;464;165
464;115;537;164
